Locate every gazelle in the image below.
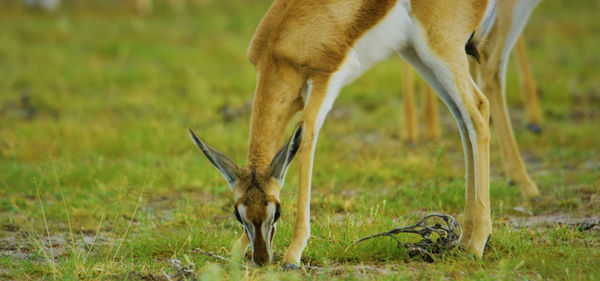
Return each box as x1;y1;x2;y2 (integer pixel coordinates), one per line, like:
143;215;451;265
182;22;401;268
189;0;540;268
401;0;543;201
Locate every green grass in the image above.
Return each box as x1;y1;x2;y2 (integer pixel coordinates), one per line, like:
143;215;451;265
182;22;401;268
1;0;599;280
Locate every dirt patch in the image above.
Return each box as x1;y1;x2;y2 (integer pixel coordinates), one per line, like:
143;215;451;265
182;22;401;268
0;230;111;261
2;223;20;232
508;214;600;231
304;263;398;277
0;92;59;121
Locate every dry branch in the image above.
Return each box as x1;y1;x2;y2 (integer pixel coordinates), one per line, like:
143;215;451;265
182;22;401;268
355;213;462;262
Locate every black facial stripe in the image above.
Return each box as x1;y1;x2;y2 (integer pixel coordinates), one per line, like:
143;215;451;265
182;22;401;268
234;206;242;224
274;204;281;223
248;169;266;194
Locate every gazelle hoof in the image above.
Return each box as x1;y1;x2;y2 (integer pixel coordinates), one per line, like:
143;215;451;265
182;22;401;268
530;195;543;203
526;123;542;134
282;263;300;271
527;194;544;209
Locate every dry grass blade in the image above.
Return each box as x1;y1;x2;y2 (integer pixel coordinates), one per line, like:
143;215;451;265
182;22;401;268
35;184;58;277
82;213;105;271
111;179;146;261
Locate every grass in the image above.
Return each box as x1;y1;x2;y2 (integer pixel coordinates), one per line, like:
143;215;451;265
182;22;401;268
1;0;599;280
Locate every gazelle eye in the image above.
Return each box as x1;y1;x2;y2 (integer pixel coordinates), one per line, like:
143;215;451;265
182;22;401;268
234;206;242;224
273;204;281;222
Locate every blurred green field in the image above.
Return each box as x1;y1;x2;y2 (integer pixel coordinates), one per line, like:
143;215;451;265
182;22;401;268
1;0;599;280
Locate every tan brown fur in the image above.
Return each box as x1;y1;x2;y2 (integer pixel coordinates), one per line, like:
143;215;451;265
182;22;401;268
248;0;397;73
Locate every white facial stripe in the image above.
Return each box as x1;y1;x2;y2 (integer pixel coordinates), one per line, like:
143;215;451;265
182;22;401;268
237;204;256;254
262;203;276;253
238;202;276;262
302;79;313;107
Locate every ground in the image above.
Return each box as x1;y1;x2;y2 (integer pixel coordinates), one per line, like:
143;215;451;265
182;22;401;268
1;0;599;280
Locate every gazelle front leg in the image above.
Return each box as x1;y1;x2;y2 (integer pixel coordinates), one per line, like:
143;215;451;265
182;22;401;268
458;80;492;256
231;232;250;259
283;75;339;268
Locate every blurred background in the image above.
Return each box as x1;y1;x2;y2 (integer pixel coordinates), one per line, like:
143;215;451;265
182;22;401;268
1;0;599;279
1;0;598;169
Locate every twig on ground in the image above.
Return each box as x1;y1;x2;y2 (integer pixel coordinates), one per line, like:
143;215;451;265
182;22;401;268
355;213;462;262
171;259;196;280
156;259;197;281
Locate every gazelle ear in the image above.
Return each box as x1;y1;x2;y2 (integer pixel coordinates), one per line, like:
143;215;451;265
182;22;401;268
270;123;304;186
188;128;239;190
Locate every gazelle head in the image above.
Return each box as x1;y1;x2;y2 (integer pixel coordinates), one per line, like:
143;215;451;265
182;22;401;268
188;125;303;266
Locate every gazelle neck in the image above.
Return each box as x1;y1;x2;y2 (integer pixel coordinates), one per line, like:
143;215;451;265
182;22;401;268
244;0;402;169
246;62;305;168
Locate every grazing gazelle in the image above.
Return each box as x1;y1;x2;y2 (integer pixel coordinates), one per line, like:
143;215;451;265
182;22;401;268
402;0;543;201
189;0;539;268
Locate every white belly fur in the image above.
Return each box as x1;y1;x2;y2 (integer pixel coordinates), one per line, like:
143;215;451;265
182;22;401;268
335;0;412;87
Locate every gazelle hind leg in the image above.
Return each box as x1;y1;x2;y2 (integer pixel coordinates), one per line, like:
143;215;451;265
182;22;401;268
476;51;540;201
400;44;492;256
476;9;541;201
515;36;543;133
402;61;439;141
423;84;440;140
402;61;418;143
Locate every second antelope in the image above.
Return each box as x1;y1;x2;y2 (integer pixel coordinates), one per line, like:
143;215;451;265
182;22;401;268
189;0;540;268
